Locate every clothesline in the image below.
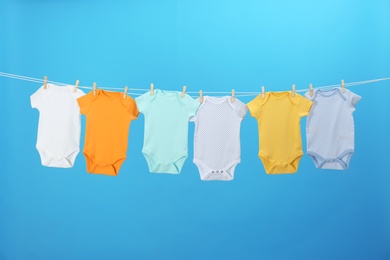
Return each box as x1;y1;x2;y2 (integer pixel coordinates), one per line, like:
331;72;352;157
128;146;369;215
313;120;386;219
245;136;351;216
1;71;390;97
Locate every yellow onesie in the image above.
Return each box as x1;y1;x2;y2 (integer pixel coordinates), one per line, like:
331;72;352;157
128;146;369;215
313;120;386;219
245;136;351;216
247;92;312;174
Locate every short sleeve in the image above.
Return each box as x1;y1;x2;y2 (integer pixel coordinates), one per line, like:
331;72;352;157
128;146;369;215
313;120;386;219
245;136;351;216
128;97;140;120
30;86;44;109
183;94;200;118
74;89;86;99
348;91;361;109
189;97;201;122
77;93;92;115
247;95;263;119
296;94;313;117
234;99;248;120
304;91;314;101
135;92;152;114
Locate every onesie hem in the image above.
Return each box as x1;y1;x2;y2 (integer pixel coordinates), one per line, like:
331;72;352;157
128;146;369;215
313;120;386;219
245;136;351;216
36;145;79;168
259;151;303;174
83;150;126;176
142;149;188;174
193;158;240;181
307;149;354;170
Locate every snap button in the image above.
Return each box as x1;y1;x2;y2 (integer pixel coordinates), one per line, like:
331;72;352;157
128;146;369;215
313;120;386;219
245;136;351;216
216;170;219;173
212;171;215;173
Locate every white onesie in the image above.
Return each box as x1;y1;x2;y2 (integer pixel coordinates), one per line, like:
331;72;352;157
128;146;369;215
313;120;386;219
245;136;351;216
305;88;361;170
31;84;85;167
190;96;247;180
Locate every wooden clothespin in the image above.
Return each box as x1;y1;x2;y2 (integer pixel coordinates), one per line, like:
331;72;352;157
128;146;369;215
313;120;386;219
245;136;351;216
199;90;203;103
181;85;187;98
261;86;265;99
93;82;97;96
150;83;154;96
123;86;128;99
73;80;79;92
231;89;235;102
43;76;48;89
341;79;346;93
292;84;296;97
309;83;313;97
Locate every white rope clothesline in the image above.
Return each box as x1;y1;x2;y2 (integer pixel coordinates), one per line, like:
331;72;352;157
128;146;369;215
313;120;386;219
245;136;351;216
1;71;389;97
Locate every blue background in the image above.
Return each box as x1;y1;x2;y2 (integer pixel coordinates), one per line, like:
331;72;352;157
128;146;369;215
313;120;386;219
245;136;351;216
1;0;390;259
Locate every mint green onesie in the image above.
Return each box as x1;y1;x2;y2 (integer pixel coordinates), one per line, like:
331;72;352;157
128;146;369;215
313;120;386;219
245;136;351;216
136;89;200;173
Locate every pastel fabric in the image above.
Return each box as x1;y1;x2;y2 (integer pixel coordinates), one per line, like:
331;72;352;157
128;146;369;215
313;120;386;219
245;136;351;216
190;96;247;181
31;84;85;167
305;88;361;169
136;90;200;174
77;90;139;176
247;92;313;174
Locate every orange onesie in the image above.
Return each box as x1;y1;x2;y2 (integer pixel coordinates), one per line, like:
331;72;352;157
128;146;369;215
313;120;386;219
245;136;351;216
77;90;139;176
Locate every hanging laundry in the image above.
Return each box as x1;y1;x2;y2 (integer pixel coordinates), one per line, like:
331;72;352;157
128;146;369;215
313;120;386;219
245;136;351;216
136;89;200;174
305;88;361;170
190;96;247;181
31;84;85;167
77;89;139;176
247;92;312;174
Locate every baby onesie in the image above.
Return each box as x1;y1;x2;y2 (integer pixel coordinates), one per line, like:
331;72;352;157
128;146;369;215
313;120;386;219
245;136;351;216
190;96;247;181
31;84;85;167
77;90;139;176
305;88;361;170
136;89;200;174
247;92;313;174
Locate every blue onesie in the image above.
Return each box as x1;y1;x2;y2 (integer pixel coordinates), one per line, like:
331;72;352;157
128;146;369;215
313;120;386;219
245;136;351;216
305;88;361;169
136;89;200;173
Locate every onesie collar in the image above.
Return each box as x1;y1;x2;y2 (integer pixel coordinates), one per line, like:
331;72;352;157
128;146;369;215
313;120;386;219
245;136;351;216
45;83;72;92
313;87;347;101
98;89;121;99
200;96;236;109
265;91;296;104
91;89;122;102
155;89;179;99
42;83;73;97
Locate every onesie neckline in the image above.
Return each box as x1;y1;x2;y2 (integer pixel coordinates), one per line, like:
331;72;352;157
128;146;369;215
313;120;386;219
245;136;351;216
200;96;236;110
206;96;229;104
268;91;295;103
156;89;179;98
269;91;291;99
315;88;346;100
97;89;120;100
46;83;72;93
